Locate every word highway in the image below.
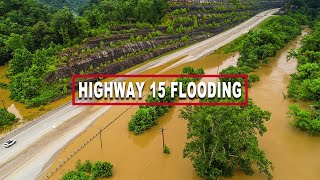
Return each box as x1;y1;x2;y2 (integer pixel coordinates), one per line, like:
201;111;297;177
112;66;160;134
78;81;242;100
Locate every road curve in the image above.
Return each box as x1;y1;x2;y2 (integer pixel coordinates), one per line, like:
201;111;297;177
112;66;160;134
0;9;279;179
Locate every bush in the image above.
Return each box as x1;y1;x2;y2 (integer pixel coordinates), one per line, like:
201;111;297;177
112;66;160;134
288;105;320;135
180;35;188;42
163;145;171;154
128;107;158;135
0;82;8;89
61;171;89;180
92;161;113;179
62;160;113;180
76;160;92;173
128;67;205;135
0;108;16;127
166;25;174;34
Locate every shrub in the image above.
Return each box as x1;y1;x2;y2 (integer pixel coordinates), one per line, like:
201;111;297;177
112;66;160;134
92;161;113;179
110;42;116;48
61;170;89;180
128;67;205;135
288;104;320;135
76;160;92;173
166;25;174;34
0;108;16;127
180;35;188;42
130;34;135;42
128;106;158;135
100;41;105;48
63;160;113;180
163;145;171;154
136;35;142;41
0;82;8;89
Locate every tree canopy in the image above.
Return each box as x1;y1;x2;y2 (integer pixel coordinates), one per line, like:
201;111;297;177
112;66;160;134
287;21;320;135
180;100;273;180
0;108;16;129
38;0;89;12
62;160;113;180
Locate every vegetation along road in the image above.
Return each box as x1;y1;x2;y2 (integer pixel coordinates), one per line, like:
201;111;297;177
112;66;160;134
0;9;279;179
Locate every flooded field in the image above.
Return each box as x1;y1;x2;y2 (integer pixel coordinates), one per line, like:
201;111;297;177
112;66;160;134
45;30;320;180
0;65;71;123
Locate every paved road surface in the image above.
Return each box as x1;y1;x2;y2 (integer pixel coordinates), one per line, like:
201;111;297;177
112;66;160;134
0;9;279;180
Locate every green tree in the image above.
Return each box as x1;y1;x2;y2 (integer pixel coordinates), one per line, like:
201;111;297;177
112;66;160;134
5;33;25;52
92;161;113;179
8;48;33;76
83;5;102;27
0;108;16;128
180;100;273;180
128;106;158;135
51;7;80;44
30;21;52;49
134;0;154;23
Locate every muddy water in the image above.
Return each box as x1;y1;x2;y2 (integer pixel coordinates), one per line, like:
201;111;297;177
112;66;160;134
46;51;237;180
231;30;320;180
47;30;320;180
0;65;72;123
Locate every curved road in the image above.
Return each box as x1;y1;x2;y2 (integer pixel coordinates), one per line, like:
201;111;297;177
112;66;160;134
0;9;279;180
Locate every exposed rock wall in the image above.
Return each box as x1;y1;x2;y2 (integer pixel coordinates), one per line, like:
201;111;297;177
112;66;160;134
45;2;286;83
46;34;210;83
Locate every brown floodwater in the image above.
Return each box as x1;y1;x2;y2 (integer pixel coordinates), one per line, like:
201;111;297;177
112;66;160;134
0;65;72;125
45;51;237;180
46;30;320;180
230;29;320;180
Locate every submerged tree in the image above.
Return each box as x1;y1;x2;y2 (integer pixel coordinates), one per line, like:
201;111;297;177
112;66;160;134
180;100;273;180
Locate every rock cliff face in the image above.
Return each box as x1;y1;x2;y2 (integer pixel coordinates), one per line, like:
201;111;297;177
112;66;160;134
46;34;210;83
44;22;237;83
44;1;286;83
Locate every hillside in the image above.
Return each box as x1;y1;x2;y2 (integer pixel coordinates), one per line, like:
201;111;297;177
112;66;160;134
0;0;286;111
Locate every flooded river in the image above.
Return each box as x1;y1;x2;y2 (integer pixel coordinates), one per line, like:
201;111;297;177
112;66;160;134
46;30;320;180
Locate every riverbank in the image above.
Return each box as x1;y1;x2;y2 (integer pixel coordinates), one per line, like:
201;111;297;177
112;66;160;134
0;9;281;179
231;29;320;180
44;29;320;180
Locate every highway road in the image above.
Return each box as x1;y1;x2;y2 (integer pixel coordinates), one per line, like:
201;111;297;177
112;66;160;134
0;9;279;180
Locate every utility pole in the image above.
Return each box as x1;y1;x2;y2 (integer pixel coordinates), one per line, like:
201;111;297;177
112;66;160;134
99;128;103;149
161;127;165;151
1;100;5;109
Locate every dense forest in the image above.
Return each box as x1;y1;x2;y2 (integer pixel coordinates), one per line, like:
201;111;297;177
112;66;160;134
0;0;169;65
38;0;89;12
0;0;285;109
0;0;169;107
